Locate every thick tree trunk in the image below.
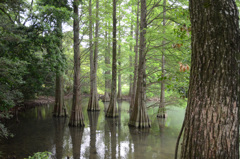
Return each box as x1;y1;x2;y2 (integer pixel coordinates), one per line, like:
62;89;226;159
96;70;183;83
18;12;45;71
106;0;118;117
129;0;151;128
69;0;84;127
53;20;67;117
129;0;139;112
157;0;166;118
179;0;239;158
88;0;100;111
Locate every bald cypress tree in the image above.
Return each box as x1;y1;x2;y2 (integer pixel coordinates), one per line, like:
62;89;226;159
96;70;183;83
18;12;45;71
106;0;118;118
128;0;151;128
177;0;239;158
68;0;84;127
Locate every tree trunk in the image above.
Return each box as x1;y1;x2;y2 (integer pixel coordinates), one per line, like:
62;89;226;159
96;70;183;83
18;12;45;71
157;0;166;118
117;5;122;100
103;21;111;102
129;0;151;128
53;19;67;117
129;0;139;112
88;0;100;111
179;0;239;158
69;0;84;127
129;18;133;97
106;0;118;118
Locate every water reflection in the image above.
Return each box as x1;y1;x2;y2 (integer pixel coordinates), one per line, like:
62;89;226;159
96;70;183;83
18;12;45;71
69;127;84;159
129;127;149;159
0;99;188;159
53;117;66;159
88;111;100;159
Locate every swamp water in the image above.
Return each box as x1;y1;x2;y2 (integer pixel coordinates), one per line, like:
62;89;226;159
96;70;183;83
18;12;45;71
0;98;185;159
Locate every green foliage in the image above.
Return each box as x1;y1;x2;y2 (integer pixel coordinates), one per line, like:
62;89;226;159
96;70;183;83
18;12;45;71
0;113;13;138
0;58;27;110
25;151;52;159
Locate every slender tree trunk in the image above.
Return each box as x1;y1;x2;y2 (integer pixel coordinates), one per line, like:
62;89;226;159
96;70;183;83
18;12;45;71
103;21;111;102
129;0;151;128
129;18;133;97
129;0;139;112
106;0;118;118
88;0;100;111
179;0;239;158
53;20;67;117
69;0;84;127
117;4;122;100
157;0;166;118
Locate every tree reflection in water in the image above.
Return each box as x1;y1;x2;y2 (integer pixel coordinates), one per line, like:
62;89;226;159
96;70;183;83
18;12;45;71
87;111;100;159
129;127;149;159
53;117;66;159
69;126;84;159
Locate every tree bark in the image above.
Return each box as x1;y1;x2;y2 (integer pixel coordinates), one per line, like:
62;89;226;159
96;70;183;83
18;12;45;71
179;0;239;158
129;0;139;112
157;0;166;118
88;0;100;111
106;0;118;118
129;0;151;128
69;0;84;127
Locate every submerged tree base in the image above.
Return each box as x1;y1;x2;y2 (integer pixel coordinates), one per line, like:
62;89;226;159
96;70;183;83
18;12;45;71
128;121;151;128
68;111;85;127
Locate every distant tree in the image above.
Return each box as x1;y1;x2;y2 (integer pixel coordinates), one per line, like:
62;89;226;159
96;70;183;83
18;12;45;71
88;0;100;111
176;0;240;158
157;0;166;118
68;0;84;127
129;0;139;112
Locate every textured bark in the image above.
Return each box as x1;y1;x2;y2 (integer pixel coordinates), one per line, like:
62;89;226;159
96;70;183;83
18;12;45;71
69;126;84;159
88;111;100;159
129;0;151;128
180;0;239;158
53;20;67;117
69;0;84;127
103;23;111;102
106;0;118;118
157;0;166;118
129;0;139;112
88;0;100;111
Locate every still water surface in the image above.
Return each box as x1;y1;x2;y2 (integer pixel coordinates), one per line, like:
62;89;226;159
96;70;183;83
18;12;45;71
0;98;185;159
